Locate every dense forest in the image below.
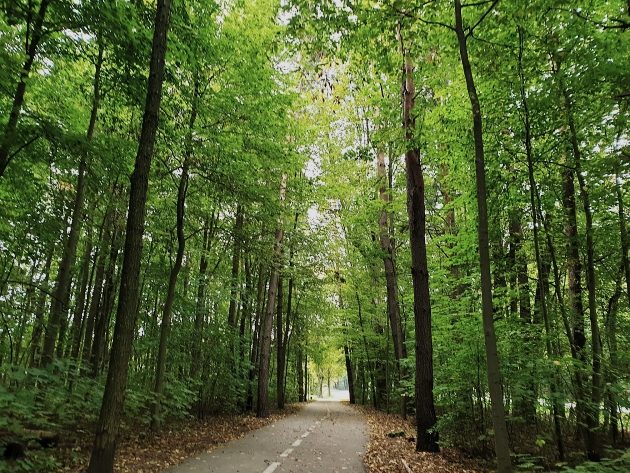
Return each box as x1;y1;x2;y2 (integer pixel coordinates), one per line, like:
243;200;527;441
0;0;628;472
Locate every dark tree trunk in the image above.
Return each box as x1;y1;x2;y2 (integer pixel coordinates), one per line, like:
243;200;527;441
82;205;114;364
561;81;602;461
517;26;564;459
151;160;188;430
376;148;407;417
257;175;287;418
91;226;120;377
276;275;286;409
28;251;53;367
87;0;171;469
616;165;630;308
344;344;355;404
228;205;244;328
454;2;512;470
69;229;93;359
191;214;212;380
399;27;438;452
0;0;51;177
151;79;196;428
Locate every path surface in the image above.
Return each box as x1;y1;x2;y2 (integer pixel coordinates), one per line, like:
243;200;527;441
166;400;367;473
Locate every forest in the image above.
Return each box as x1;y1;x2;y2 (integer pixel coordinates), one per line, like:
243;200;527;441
0;0;628;472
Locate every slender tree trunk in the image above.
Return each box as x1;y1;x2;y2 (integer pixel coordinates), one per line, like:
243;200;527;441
616;165;630;307
517;26;564;459
399;26;438;452
246;264;265;411
228;205;244;328
151;79;196;429
454;2;512;470
68;229;93;358
562;83;603;461
376;149;407;417
29;252;53;367
191;215;211;380
87;0;171;469
0;0;52;177
257;174;287;418
276;275;286;409
91;226;120;377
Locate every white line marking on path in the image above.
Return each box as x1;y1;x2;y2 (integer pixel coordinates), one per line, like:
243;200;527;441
262;462;281;473
301;431;310;438
280;448;293;458
292;439;302;447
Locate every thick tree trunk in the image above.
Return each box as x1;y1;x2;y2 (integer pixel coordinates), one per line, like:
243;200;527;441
87;0;171;470
257;174;287;418
344;344;355;404
0;0;52;177
454;2;512;471
399;28;438;452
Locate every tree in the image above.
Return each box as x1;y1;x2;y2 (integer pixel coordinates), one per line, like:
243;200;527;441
87;0;171;469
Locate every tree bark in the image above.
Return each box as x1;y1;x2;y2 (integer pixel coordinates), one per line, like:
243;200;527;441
87;0;171;469
0;0;52;177
399;26;438;452
454;2;512;470
257;174;287;418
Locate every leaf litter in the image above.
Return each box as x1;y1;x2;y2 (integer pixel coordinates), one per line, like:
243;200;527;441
354;404;490;473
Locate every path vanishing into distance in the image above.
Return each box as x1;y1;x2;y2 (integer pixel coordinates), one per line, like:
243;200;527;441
166;399;367;473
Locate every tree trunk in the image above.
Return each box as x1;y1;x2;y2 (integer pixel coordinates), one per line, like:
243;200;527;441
276;275;285;409
69;229;93;359
87;0;171;469
517;26;564;459
344;344;355;404
256;174;287;418
376;148;407;417
29;252;53;367
91;225;121;377
151;78;196;429
399;26;438;452
616;165;630;307
0;0;52;177
561;81;602;461
454;2;512;470
191;214;211;380
228;205;244;328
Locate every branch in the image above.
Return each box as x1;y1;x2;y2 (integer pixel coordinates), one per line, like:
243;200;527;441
466;0;500;38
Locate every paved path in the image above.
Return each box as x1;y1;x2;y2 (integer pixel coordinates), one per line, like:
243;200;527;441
166;400;367;473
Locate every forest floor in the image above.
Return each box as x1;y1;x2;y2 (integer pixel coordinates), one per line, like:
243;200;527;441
355;404;490;473
55;405;300;472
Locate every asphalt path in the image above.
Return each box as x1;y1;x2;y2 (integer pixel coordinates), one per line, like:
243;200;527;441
165;399;367;473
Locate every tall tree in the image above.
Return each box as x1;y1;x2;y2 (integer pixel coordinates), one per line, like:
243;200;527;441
87;0;171;469
454;1;512;471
